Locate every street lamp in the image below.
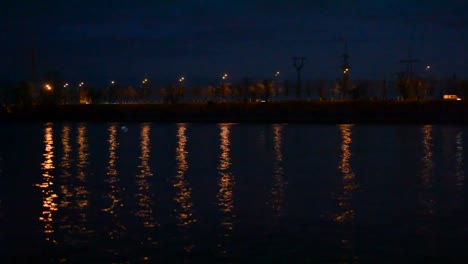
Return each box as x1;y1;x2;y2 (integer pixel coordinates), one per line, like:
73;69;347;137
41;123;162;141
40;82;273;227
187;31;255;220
221;73;229;86
77;82;85;104
273;71;282;99
45;83;52;91
111;80;115;85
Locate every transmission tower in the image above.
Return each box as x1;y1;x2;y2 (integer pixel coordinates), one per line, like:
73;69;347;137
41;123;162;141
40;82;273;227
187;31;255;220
400;48;420;99
292;56;306;99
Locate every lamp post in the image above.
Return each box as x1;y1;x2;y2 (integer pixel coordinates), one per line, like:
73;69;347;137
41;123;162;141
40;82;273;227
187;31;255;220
63;83;69;104
274;71;281;99
221;73;228;84
42;83;53;104
78;82;84;104
220;73;230;101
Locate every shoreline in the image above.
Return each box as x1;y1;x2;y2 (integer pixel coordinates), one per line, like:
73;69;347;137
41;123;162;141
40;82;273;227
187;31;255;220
2;101;468;124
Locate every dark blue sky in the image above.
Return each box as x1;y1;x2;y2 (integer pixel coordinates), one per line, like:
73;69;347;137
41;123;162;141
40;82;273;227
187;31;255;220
1;0;467;86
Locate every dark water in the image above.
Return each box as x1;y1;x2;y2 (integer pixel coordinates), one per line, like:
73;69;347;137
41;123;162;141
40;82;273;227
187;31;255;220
0;123;467;263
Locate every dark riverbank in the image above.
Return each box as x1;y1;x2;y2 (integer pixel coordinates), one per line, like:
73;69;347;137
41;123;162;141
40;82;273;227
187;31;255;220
2;100;468;124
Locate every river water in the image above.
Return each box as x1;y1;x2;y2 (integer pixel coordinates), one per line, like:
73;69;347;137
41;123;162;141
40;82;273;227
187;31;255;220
0;123;466;262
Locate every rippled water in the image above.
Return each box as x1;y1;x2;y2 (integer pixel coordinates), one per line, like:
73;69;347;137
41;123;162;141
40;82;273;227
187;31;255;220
0;123;467;262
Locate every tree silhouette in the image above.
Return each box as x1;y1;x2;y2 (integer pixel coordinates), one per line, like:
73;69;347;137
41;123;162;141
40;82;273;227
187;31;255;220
380;80;387;100
262;79;273;102
16;81;35;108
396;71;409;99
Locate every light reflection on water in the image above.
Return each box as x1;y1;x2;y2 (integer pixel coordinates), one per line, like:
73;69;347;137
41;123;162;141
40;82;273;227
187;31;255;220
454;129;465;215
4;123;466;262
271;124;285;221
416;125;438;255
35;123;58;243
335;124;356;224
135;123;157;244
440;127;465;230
418;125;435;217
333;124;358;262
217;123;235;256
58;124;73;243
174;123;196;253
103;124;125;241
75;123;92;236
455;129;464;187
420;125;434;188
59;125;72;207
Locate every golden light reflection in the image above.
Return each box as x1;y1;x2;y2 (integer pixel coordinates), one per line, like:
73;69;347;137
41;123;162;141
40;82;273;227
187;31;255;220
35;123;58;243
103;124;125;240
335;124;356;223
136;124;157;244
75;123;92;235
217;123;235;256
419;125;435;217
174;124;195;252
271;124;285;219
58;125;73;236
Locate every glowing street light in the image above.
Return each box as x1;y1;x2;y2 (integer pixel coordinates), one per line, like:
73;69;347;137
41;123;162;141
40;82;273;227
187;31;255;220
63;83;69;88
45;84;52;91
426;65;431;71
343;68;349;74
275;71;280;77
79;82;84;87
222;73;228;80
111;80;115;85
179;76;185;82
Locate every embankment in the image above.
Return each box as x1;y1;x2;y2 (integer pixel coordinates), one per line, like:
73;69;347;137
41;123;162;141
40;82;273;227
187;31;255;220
2;100;468;124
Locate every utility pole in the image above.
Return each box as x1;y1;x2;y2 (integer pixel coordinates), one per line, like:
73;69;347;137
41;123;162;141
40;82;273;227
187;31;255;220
400;48;420;100
340;42;351;99
292;56;306;99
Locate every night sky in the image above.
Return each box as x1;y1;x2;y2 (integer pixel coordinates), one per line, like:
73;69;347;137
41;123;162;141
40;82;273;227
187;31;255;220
1;0;467;86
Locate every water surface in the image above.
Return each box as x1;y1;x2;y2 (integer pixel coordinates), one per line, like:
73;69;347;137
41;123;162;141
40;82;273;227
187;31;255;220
0;123;467;262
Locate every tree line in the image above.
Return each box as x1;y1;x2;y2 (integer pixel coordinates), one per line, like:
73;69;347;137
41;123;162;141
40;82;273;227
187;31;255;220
2;74;468;107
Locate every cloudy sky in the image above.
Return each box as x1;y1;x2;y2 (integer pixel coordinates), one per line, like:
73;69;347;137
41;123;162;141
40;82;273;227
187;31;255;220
1;0;467;86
